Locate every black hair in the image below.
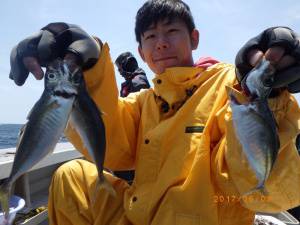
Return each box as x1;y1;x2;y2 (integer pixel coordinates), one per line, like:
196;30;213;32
135;0;195;45
115;52;138;72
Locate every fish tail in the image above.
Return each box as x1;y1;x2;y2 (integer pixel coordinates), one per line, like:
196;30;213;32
98;174;116;197
0;179;11;220
91;173;117;204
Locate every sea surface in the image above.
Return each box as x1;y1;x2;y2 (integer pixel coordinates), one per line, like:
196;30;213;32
0;124;68;149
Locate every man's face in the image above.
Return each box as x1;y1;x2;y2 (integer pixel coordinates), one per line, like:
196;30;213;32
116;64;130;80
138;19;199;75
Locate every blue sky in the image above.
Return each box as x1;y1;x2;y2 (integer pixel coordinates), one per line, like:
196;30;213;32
0;0;300;123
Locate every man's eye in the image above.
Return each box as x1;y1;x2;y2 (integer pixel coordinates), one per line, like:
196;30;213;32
168;28;179;33
145;34;155;40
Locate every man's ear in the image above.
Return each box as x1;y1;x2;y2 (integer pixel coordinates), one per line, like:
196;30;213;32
191;29;199;50
138;45;146;62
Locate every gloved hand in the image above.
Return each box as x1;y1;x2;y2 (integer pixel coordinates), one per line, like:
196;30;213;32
9;22;101;86
235;27;300;93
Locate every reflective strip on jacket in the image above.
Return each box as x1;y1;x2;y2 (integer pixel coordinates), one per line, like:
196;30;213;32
64;43;300;225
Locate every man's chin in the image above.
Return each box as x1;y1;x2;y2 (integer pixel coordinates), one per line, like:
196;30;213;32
156;63;178;73
155;67;174;75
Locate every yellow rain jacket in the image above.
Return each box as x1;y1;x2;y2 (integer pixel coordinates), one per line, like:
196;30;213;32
48;43;300;225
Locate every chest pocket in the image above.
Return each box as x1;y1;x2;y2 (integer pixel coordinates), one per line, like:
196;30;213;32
176;214;201;225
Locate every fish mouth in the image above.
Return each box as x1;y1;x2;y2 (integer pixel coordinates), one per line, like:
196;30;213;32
53;85;78;98
54;91;76;99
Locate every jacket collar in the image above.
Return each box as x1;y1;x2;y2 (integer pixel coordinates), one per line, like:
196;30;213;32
153;67;208;108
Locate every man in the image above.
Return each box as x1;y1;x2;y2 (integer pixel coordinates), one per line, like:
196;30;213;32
115;52;150;97
8;0;300;224
115;52;150;182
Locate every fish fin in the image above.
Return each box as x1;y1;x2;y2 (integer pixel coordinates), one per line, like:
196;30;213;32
15;124;27;151
229;91;241;105
50;100;61;110
228;90;249;106
0;179;11;220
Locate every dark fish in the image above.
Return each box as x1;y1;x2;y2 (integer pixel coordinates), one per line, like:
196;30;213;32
230;59;280;195
69;72;116;197
0;59;78;222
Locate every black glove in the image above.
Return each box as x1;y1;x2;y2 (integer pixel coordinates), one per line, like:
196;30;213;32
9;22;101;86
235;27;300;93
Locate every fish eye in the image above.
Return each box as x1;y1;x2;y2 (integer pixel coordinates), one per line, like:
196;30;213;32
47;73;57;80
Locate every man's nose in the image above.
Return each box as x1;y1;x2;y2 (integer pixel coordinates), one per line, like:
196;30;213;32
156;36;169;50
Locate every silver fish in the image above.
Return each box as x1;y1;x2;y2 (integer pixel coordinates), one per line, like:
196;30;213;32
230;59;280;195
0;59;78;222
69;72;116;197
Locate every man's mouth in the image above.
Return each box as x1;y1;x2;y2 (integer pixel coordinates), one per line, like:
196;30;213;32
154;56;177;62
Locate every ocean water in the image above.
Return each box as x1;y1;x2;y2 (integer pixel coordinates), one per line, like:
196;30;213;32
0;124;68;149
